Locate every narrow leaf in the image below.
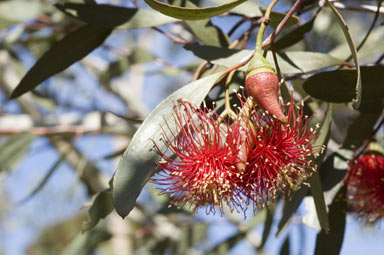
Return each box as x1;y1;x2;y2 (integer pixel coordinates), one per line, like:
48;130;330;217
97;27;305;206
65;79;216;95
18;154;66;204
112;72;225;218
274;17;315;50
326;0;361;109
0;133;35;173
58;3;179;29
143;0;247;20
315;185;347;255
61;227;111;255
83;190;114;232
303;66;384;112
184;45;344;74
258;206;275;251
11;24;112;98
308;171;329;232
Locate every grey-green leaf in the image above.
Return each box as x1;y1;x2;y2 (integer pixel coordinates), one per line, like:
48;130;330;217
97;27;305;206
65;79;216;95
0;133;35;173
184;45;344;74
143;0;247;20
57;3;179;29
315;185;347;255
11;24;112;98
326;0;361;109
83;190;114;232
303;66;384;112
112;72;225;218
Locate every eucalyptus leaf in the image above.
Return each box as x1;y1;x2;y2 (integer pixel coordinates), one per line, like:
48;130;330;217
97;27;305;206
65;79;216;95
315;185;347;255
184;45;344;74
57;3;179;29
112;72;225;218
83;190;114;232
303;66;384;113
0;133;35;173
274;17;315;50
11;24;112;98
326;0;361;109
18;154;66;204
143;0;247;20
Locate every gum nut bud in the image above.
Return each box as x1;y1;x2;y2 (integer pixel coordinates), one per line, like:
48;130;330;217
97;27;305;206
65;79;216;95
245;71;288;124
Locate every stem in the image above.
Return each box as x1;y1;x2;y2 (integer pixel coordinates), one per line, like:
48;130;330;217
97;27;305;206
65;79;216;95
262;0;304;48
255;0;280;54
224;70;237;118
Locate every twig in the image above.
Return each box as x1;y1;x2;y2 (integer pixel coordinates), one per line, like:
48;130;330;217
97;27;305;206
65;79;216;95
345;0;383;62
151;27;190;45
262;0;304;48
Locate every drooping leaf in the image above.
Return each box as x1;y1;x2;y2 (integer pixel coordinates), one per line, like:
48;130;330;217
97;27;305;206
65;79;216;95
112;72;225;218
315;185;347;255
11;24;113;98
18;153;66;204
83;190;114;232
258;206;275;251
326;0;361;109
184;45;344;74
343;111;382;149
274;17;315;50
143;0;246;20
279;235;290;255
308;171;329;233
57;3;179;29
303;66;384;113
61;227;111;255
0;133;36;173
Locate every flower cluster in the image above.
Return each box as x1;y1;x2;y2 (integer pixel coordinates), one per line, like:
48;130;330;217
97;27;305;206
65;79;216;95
346;150;384;224
152;94;321;214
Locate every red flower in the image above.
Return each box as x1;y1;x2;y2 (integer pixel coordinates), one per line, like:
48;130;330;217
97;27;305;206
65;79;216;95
152;100;248;214
347;152;384;224
240;95;322;208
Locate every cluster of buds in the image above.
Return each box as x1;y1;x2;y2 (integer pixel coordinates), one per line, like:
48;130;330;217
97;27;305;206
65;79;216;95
346;142;384;224
152;89;322;214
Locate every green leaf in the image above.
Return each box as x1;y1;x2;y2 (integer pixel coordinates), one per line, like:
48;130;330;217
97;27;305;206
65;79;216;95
258;206;275;251
0;0;42;25
315;185;347;255
308;171;329;233
143;0;247;20
169;0;230;47
0;133;35;173
303;66;384;112
112;72;225;218
326;0;361;109
61;227;111;255
18;154;66;204
10;24;112;98
57;3;179;29
279;235;290;255
343;111;382;149
184;45;344;74
274;17;315;50
83;190;114;232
